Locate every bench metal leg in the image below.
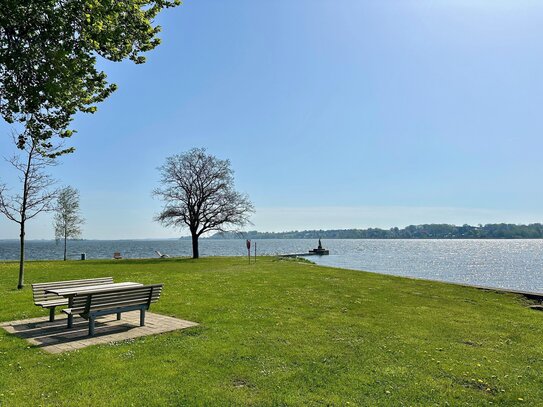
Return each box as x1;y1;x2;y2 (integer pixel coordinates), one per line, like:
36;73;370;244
67;295;74;328
140;309;146;326
117;312;121;320
49;307;55;322
89;317;95;336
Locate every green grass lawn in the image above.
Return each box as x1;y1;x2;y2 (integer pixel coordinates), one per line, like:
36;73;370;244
1;257;542;406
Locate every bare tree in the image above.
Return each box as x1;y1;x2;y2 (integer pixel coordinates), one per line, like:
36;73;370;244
54;186;84;261
0;136;57;289
154;148;254;259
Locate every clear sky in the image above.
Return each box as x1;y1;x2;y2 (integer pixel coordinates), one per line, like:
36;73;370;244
1;0;543;239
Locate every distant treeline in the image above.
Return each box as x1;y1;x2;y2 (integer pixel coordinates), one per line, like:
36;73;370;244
210;223;543;239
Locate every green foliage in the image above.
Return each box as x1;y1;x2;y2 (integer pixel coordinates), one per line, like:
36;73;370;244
1;257;543;405
54;186;84;261
54;186;84;241
0;0;180;155
215;223;543;239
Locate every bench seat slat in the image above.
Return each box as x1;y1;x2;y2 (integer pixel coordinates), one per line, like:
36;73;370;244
87;296;159;307
67;296;162;314
32;277;113;288
36;299;69;307
69;287;160;302
81;292;162;303
65;301;149;315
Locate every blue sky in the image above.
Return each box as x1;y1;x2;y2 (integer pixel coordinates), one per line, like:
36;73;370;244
1;0;543;239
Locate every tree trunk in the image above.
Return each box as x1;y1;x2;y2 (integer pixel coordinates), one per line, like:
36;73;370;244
191;232;199;259
17;222;25;289
63;231;67;261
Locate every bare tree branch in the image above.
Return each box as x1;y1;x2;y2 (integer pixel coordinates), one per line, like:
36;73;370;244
154;148;254;258
0;134;58;288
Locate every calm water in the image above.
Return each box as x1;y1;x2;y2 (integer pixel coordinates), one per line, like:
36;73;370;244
1;239;542;292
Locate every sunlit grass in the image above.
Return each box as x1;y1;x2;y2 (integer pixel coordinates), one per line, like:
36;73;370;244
1;257;542;405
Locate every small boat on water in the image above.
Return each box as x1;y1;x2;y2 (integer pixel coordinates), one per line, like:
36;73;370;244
280;239;330;257
308;239;329;255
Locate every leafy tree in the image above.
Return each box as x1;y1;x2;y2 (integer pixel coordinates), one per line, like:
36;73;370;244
154;148;254;258
54;186;84;261
0;136;58;289
208;223;543;240
0;0;180;156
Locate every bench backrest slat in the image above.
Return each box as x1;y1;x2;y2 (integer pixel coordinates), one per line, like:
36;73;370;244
69;284;163;314
31;277;114;304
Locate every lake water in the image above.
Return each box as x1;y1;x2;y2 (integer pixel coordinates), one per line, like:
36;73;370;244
1;239;543;292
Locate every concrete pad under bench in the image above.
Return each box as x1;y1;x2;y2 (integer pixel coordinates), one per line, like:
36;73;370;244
0;311;198;353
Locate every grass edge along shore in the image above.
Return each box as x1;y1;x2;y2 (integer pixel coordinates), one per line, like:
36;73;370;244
1;257;542;405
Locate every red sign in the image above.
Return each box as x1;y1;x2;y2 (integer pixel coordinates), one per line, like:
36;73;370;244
246;239;251;250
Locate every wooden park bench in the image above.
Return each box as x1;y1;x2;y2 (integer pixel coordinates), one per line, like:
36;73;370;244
32;277;114;322
62;284;164;336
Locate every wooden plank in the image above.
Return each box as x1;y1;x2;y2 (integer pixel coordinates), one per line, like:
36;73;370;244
86;300;152;312
89;294;156;305
87;290;161;302
48;282;138;295
47;282;142;296
91;290;160;303
76;283;159;296
67;299;159;314
33;280;113;289
32;277;113;288
91;294;153;306
33;281;112;290
35;300;68;307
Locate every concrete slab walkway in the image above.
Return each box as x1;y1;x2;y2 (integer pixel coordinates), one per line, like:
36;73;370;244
0;312;198;354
